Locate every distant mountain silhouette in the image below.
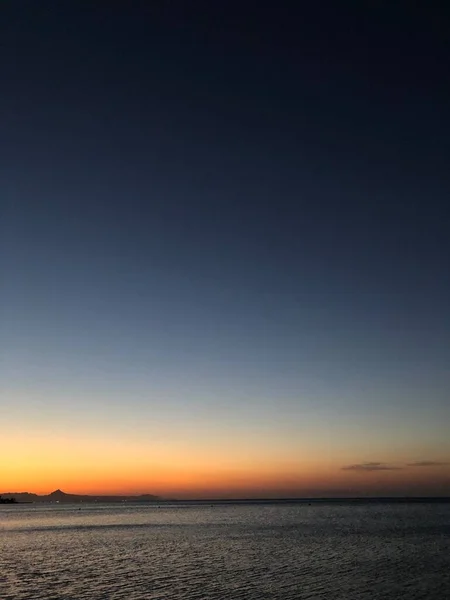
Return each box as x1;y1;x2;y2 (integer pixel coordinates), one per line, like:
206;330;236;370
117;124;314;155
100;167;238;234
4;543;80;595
0;489;160;504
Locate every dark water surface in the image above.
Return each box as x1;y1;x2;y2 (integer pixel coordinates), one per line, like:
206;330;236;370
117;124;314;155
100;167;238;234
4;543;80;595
1;502;449;599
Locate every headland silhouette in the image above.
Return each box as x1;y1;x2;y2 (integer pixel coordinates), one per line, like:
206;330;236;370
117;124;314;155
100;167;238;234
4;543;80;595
0;489;160;504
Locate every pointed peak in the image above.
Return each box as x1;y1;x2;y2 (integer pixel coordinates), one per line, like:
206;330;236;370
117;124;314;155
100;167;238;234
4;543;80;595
49;489;67;496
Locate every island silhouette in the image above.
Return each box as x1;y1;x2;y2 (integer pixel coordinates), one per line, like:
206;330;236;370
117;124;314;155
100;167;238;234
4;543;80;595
0;489;160;504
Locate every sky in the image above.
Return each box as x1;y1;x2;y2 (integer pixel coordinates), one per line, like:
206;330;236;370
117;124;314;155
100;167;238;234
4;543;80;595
1;2;450;498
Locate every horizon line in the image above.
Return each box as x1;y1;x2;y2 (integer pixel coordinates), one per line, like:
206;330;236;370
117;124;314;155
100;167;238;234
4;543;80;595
3;490;450;502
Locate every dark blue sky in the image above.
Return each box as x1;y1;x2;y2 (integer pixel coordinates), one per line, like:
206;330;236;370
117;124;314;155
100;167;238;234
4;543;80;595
2;2;449;495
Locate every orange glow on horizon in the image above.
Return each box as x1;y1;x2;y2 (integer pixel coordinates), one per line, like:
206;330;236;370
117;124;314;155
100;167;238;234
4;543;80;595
3;458;450;499
2;429;449;498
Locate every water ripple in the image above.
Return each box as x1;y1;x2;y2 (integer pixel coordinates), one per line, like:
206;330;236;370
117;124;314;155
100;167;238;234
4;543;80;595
1;503;449;599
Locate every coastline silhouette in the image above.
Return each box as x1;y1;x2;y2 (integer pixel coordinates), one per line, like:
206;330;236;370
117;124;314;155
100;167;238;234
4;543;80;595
0;496;17;504
0;489;160;504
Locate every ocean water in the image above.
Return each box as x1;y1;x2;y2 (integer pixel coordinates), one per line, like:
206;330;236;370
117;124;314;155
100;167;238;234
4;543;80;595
1;501;449;599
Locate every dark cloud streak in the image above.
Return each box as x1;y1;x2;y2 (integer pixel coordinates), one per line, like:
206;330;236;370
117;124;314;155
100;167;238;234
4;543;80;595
342;460;450;472
342;462;402;472
407;461;449;467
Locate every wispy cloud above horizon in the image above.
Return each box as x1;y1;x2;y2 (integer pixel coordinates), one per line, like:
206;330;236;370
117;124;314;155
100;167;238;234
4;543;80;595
406;461;449;467
342;460;450;472
341;462;402;472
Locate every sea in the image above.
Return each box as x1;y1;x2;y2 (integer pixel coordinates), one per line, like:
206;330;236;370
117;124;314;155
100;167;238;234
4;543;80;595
1;500;449;599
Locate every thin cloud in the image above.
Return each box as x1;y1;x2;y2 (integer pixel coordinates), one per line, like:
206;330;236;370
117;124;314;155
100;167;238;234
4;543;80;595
342;460;449;472
342;462;402;472
406;461;449;467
